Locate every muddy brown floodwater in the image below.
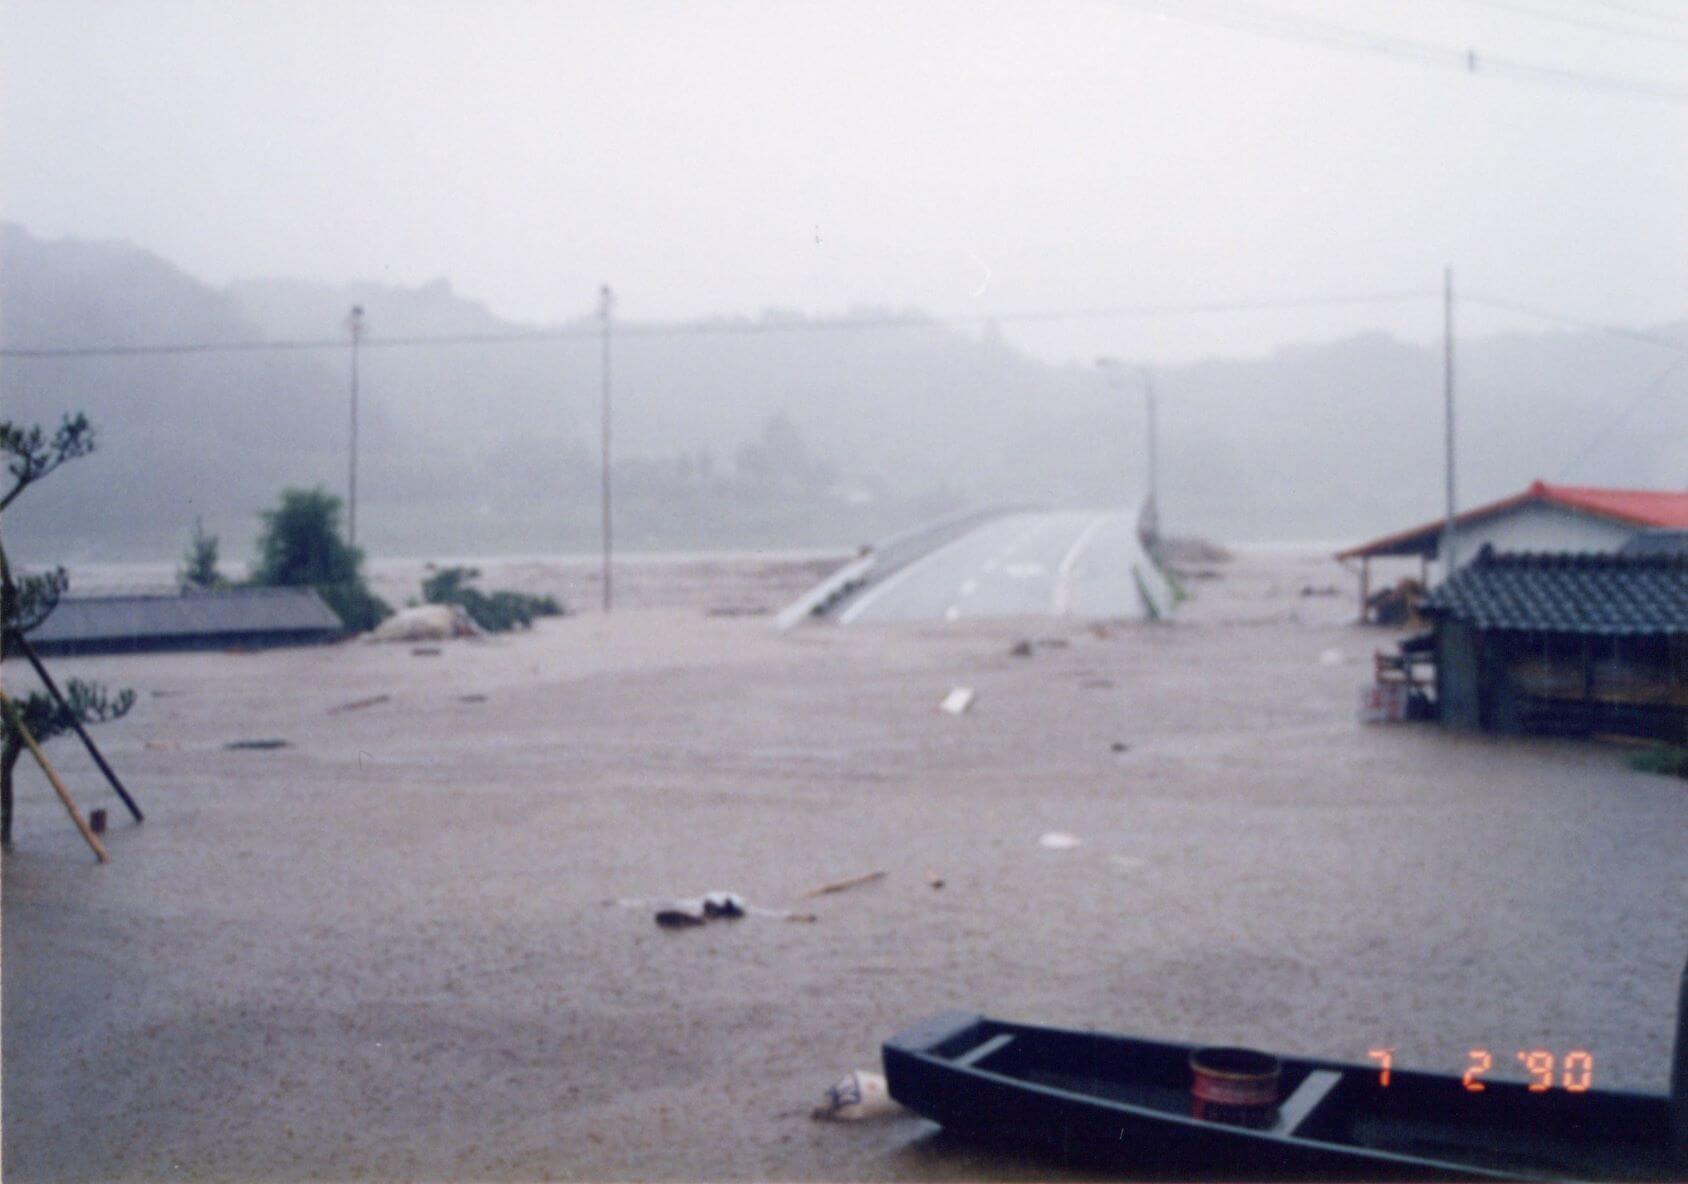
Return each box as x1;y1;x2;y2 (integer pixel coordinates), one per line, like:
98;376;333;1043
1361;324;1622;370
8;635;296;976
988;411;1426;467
4;547;1684;1181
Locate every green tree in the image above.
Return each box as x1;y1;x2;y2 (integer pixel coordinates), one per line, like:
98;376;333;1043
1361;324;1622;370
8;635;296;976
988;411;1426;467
0;414;95;515
251;487;390;632
1;414;135;846
178;517;226;590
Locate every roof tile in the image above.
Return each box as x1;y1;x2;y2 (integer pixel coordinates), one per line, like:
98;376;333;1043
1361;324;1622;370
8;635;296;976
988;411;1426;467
1422;549;1688;635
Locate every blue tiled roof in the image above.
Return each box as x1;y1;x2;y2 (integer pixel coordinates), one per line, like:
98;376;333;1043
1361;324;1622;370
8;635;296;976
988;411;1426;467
1422;548;1688;636
1621;530;1688;558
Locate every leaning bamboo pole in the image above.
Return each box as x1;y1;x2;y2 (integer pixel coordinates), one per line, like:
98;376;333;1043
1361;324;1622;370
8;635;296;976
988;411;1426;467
0;686;108;862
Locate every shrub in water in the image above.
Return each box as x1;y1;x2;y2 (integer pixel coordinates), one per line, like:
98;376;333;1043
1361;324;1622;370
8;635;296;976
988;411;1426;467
420;566;564;632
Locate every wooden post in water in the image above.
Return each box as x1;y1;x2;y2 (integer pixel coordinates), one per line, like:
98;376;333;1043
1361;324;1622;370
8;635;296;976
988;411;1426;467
1672;955;1687;1159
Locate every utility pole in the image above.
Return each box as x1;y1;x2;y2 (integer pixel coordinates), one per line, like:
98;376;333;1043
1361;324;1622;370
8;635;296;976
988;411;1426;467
346;305;365;549
1443;267;1457;578
598;285;614;614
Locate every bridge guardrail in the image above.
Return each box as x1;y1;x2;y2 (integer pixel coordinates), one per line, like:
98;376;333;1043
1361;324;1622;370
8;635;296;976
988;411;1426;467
775;504;1038;630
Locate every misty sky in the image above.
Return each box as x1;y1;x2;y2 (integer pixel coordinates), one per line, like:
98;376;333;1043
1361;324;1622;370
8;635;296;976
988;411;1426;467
3;0;1684;362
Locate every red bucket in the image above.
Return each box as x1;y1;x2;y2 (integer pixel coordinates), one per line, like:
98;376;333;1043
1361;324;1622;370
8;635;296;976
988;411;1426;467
1190;1046;1281;1129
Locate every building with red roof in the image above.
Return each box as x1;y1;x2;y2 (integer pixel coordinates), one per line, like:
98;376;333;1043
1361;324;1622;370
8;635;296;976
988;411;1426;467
1336;480;1688;620
1339;481;1688;564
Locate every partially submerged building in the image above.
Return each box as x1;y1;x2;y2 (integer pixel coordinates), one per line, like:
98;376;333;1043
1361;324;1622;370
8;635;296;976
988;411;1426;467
1338;481;1688;622
1419;547;1687;742
27;587;345;657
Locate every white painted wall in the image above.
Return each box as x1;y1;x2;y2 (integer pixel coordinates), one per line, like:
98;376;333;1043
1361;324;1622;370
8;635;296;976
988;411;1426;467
1443;502;1635;570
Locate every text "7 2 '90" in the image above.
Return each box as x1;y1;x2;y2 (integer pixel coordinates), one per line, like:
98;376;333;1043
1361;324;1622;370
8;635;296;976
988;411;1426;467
1365;1048;1593;1092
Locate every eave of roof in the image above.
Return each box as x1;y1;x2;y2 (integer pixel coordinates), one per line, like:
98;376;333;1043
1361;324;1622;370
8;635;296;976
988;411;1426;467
1335;480;1688;561
1543;483;1688;528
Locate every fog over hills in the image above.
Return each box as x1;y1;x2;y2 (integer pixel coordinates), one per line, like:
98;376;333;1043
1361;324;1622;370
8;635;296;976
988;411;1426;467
2;223;1683;565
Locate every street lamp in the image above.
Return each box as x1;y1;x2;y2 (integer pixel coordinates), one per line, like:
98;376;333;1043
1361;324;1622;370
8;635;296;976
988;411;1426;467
1096;356;1159;533
598;285;614;614
346;305;365;548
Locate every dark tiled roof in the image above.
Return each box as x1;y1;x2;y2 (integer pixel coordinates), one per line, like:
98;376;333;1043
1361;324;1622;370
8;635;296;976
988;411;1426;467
1422;548;1688;636
1622;530;1688;558
29;586;344;645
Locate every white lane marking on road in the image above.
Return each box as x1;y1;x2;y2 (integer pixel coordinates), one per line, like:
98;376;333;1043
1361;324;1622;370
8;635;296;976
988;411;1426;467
938;517;1064;613
949;517;1062;618
964;518;1065;604
1053;514;1114;616
838;516;1030;625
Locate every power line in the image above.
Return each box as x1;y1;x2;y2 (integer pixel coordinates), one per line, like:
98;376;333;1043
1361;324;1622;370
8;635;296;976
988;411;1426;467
1118;0;1688;103
1580;0;1688;29
0;290;1435;360
0;326;575;359
4;288;1680;362
1461;294;1688;353
1446;0;1688;46
1559;356;1687;476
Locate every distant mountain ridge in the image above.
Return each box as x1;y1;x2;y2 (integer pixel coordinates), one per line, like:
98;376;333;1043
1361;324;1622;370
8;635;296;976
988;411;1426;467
2;222;1683;563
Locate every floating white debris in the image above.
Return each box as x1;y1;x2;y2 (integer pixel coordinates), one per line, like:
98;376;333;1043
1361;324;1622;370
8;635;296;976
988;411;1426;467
701;890;746;918
1038;831;1081;850
367;604;482;642
811;1069;900;1121
940;687;976;715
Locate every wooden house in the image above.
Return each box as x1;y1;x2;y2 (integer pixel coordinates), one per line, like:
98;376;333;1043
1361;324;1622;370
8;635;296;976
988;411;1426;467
1419;547;1687;742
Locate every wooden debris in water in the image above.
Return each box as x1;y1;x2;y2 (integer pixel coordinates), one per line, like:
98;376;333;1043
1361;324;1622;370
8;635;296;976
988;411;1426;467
811;1070;900;1121
705;605;769;618
801;870;886;899
328;693;391;714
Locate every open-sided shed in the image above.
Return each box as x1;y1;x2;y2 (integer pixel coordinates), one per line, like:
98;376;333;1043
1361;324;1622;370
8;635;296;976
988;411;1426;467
1337;480;1688;621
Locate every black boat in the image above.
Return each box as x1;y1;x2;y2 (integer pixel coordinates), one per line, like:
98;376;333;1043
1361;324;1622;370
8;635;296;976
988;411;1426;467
883;1006;1684;1180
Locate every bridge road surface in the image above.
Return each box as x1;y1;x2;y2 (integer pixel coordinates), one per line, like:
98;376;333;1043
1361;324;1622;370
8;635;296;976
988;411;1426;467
837;509;1155;624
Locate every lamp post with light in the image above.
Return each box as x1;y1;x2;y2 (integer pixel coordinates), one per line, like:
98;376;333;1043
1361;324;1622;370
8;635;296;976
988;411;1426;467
1096;356;1159;534
346;305;365;548
598;285;614;614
